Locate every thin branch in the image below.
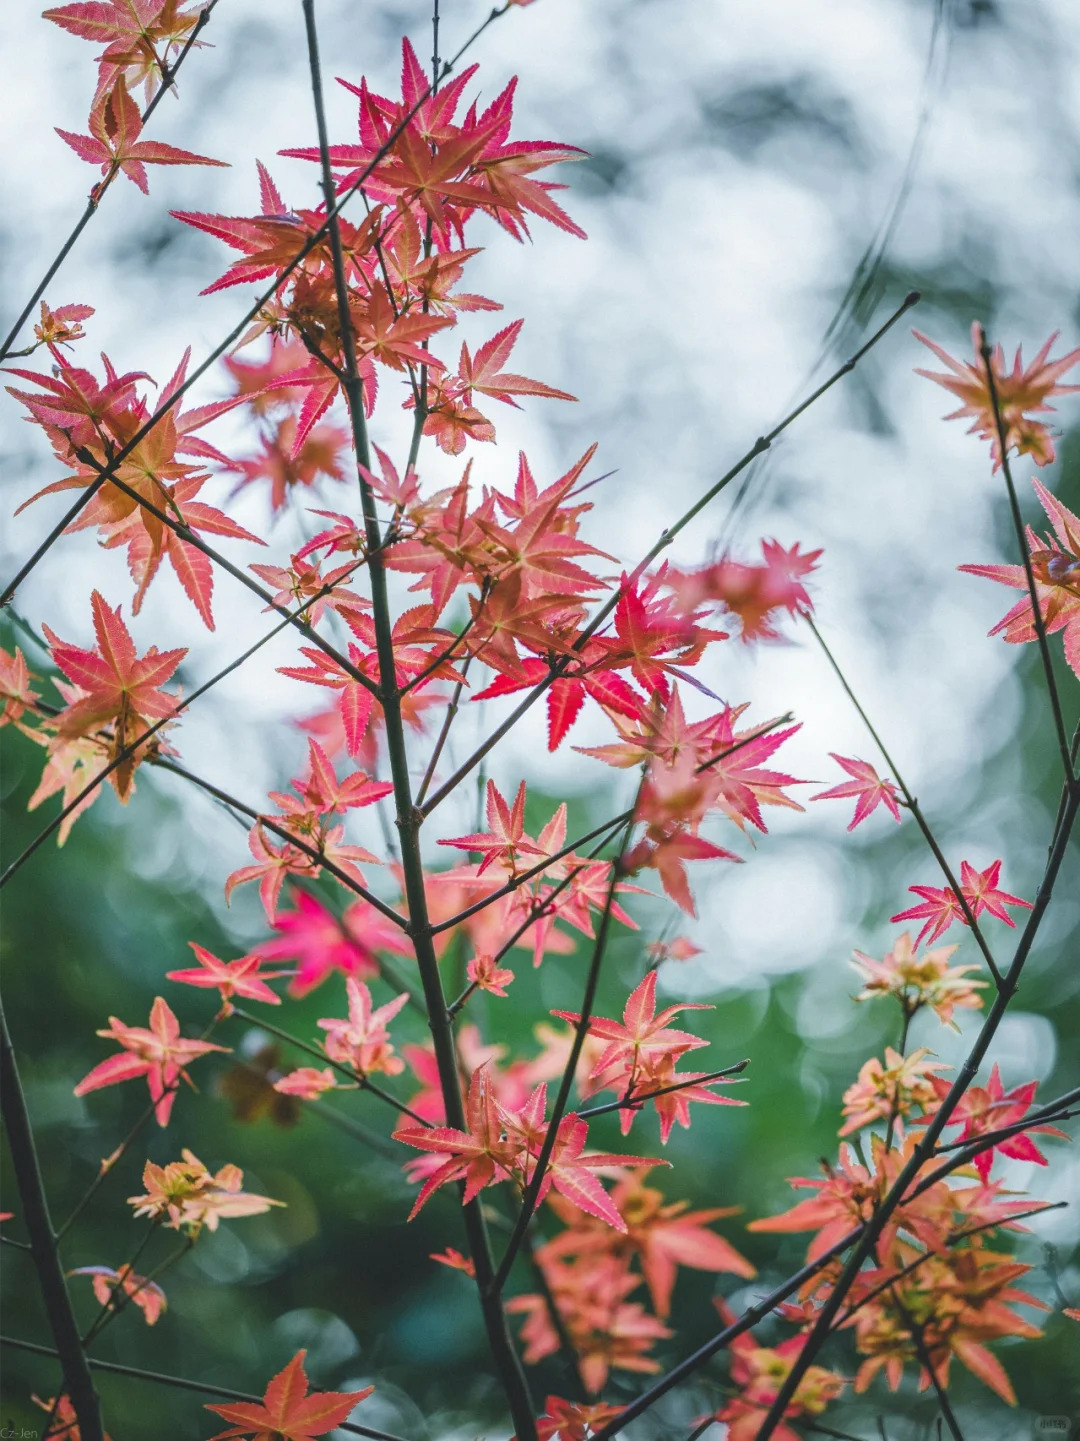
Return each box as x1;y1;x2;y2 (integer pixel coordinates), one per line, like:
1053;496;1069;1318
420;294;920;816
805;615;1004;988
490;800;641;1295
576;1060;750;1119
891;1296;964;1441
229;1004;429;1127
151;758;409;929
0;998;104;1441
978;326;1074;783
415;653;474;807
0;1335;404;1441
0;1;219;362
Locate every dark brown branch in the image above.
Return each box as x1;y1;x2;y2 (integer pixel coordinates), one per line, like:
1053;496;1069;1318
576;1059;750;1119
0;1335;404;1441
0;999;104;1441
299;4;536;1435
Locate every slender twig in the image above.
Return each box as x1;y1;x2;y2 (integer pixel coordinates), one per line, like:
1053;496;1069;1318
415;653;474;807
0;2;219;362
892;1297;964;1441
576;1060;750;1119
978;326;1074;783
490;799;641;1295
0;1336;403;1441
151;758;408;928
0;999;104;1441
229;1004;429;1127
420;294;920;817
805;615;1004;988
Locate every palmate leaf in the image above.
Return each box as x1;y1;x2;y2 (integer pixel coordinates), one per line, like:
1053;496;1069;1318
205;1349;372;1440
57;76;227;194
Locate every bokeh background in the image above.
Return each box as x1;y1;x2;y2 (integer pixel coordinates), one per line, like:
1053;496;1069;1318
2;0;1079;1436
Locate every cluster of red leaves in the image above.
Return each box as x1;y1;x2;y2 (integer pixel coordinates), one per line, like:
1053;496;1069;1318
513;1172;754;1392
737;925;1062;1418
0;593;186;843
6;348;261;628
45;0;225;192
224;738;390;921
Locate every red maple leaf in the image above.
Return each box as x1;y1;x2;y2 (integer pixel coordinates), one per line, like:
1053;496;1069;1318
812;754;902;830
57;76;227;195
74;996;227;1126
891;859;1032;945
392;1064;522;1216
438;778;546;876
256;890;410;998
205;1350;372;1440
166;944;284;1009
44;590;186;798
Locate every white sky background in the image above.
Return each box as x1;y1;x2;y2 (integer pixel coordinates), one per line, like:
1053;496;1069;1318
2;0;1079;1196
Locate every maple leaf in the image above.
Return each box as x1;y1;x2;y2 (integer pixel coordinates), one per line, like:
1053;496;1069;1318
920;1063;1069;1181
467;952;516;997
419;320;576;452
851;931;986;1029
273;1067;338;1100
959;478;1080;680
43;589;186;798
812;754;902;830
318;978;410;1077
534;1396;624;1441
57;76;227;194
205;1350;373;1440
393;1064;523;1216
74;996;228;1126
0;646;41;727
544;1171;754;1318
98;472;264;630
431;1247;476;1276
34;299;95;349
166;943;284;1009
229;414;350;514
890;859;1032;946
45;0;207;102
915;322;1080;468
71;1263;166;1325
438;778;546;876
33;1392;114;1441
520;1104;663;1232
256;890;410;998
668;540;821;641
129;1149;281;1231
554;971;711;1086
